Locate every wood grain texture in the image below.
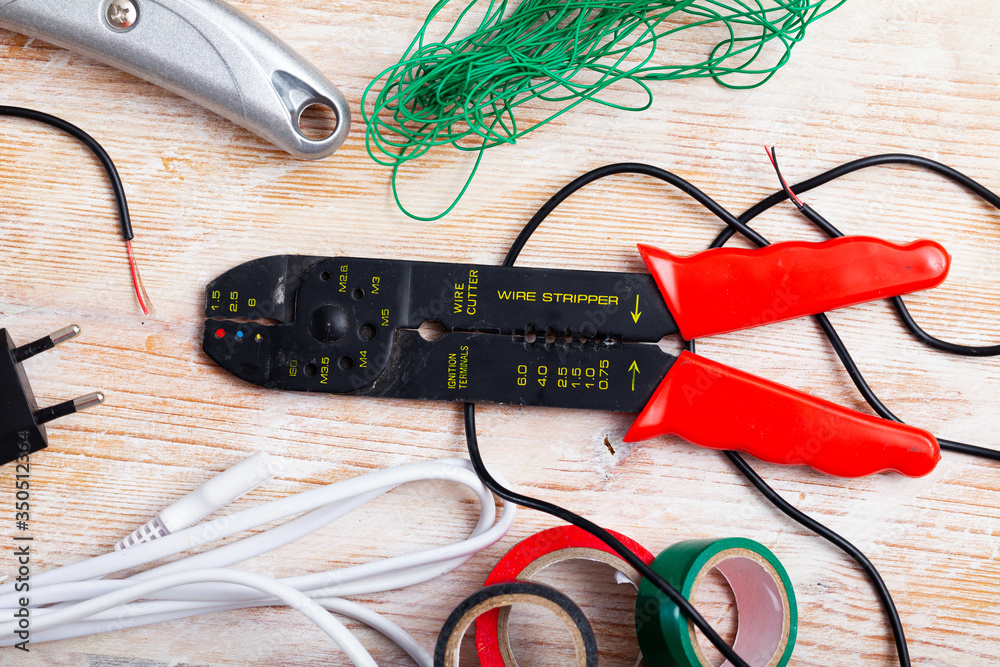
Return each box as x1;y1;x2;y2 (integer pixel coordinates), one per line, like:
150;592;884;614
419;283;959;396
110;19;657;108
0;1;998;665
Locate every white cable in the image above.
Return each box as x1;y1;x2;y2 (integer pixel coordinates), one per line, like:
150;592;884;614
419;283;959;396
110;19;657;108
24;598;431;666
14;458;503;589
0;456;516;666
3;569;378;667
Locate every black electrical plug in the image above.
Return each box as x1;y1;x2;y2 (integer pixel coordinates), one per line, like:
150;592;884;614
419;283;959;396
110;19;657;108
1;325;104;465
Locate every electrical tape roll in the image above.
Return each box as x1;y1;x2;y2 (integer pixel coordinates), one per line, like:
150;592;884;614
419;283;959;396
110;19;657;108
635;538;797;667
475;525;655;667
435;580;598;667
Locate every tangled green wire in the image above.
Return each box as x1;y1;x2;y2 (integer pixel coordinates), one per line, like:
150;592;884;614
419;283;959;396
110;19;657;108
363;0;845;220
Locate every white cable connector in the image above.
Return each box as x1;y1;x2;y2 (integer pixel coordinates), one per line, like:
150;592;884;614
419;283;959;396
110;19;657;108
116;452;278;550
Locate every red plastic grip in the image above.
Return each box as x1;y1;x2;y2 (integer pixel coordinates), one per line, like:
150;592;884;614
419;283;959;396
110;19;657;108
639;236;950;340
623;351;941;477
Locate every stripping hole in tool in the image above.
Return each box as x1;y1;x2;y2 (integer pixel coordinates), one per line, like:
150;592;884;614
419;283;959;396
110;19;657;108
418;320;445;342
359;323;377;341
297;103;338;141
338;355;353;371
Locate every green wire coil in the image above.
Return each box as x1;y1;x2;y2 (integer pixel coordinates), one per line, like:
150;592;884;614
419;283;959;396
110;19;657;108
363;0;845;220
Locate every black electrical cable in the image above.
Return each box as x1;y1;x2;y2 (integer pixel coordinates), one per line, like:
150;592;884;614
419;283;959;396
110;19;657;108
466;156;997;666
685;340;913;666
729;152;1000;358
0;106;133;241
465;406;739;663
723;448;911;663
749;150;1000;463
0;105;151;314
480;161;915;664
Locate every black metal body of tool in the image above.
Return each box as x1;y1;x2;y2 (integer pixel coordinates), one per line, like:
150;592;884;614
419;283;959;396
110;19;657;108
203;255;677;412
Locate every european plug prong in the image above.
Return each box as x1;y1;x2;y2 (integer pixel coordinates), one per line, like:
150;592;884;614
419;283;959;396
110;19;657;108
2;326;100;465
12;325;81;363
34;392;105;425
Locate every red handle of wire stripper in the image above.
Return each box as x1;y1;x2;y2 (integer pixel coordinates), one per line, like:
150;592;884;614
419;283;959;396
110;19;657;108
624;351;941;477
639;236;950;340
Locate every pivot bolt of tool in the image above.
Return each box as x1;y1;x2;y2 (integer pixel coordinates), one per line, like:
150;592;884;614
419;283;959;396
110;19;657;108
106;0;138;31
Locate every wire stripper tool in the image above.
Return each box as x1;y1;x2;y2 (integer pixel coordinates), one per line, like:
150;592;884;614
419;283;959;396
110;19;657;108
203;236;949;478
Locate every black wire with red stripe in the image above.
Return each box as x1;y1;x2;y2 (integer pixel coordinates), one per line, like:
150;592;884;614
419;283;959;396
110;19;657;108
0;106;152;314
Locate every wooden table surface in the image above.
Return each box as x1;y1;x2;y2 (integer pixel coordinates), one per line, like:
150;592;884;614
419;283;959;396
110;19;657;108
1;2;998;665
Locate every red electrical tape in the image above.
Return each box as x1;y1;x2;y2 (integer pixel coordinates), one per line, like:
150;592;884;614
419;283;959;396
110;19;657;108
475;525;655;666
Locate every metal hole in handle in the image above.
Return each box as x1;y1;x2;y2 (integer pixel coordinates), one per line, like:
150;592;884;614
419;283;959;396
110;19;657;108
297;101;339;141
271;70;351;158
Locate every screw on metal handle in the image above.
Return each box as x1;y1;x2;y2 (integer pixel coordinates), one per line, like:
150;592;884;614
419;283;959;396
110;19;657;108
106;0;139;31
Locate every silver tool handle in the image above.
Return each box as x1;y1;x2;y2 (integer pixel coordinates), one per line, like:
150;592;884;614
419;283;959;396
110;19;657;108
0;0;350;159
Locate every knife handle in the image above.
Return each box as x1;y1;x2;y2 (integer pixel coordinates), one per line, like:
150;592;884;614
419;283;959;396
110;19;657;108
638;237;950;340
0;0;350;159
624;351;941;478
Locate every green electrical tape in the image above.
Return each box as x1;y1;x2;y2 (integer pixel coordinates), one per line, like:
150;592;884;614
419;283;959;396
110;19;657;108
635;538;797;667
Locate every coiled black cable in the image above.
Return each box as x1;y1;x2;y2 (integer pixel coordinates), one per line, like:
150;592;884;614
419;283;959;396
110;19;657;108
737;151;1000;464
465;156;997;667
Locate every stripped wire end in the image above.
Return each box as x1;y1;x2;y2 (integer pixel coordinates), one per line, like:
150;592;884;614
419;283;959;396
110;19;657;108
125;240;154;316
765;146;805;210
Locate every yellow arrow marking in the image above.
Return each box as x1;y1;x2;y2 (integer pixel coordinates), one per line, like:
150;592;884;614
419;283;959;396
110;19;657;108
628;360;640;391
631;295;642;324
